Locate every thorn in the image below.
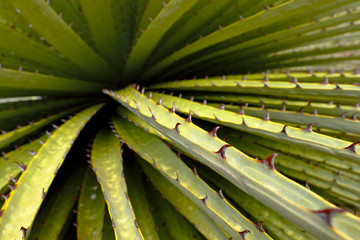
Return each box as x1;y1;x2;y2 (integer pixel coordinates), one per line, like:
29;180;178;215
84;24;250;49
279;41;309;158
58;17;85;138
236;82;242;87
141;87;145;94
134;220;139;228
157;97;162;105
16;162;27;172
218;189;225;199
215;144;232;160
173;123;181;133
192;166;197;175
303;123;315;132
189;96;194;101
202;99;207;105
218;103;225;110
339;112;346;119
213;113;220;121
321;76;329;85
133;100;140;111
209;126;221;137
20;226;28;239
10;176;17;184
186;111;192;123
177;151;181;158
242;117;248;127
344;142;359;153
305;180;310;190
351;114;357;121
239;230;251;239
41;188;45;199
334;83;342;89
148;107;156;120
263;75;269;82
260;153;278;170
175;172;180;183
27;151;36;156
200;193;208;205
263;111;270;121
0;194;9;200
311;208;345;225
291;77;297;83
169;102;176;113
51;124;58;129
239;106;245;115
256;221;265;232
312;108;318;115
148;91;152;99
280;125;288;135
263;82;269;88
242;75;247;80
8;184;16;191
354;102;359;108
0;210;3;217
295;83;302;89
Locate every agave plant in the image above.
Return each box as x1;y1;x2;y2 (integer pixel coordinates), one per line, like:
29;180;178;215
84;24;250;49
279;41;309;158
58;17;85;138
1;0;360;239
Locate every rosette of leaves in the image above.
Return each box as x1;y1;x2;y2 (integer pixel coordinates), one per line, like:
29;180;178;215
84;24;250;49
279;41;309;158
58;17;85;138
0;0;360;239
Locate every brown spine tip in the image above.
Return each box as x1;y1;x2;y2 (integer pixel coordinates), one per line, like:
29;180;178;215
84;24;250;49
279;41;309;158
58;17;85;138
0;210;3;217
242;117;248;127
305;180;311;190
263;111;270;121
20;226;28;239
303;123;315;132
351;114;357;121
134;220;139;228
344;142;359;153
200;193;208;205
312;108;318;115
173;123;181;133
280;125;288;135
321;76;329;85
41;188;46;199
0;194;9;200
192;166;197;175
215;144;232;160
157;97;162;105
239;230;251;239
334;82;342;90
209;126;221;137
339;112;346;119
148;107;156;120
133;100;140;111
186;110;192;123
256;221;265;232
311;208;345;225
261;153;278;170
239;106;245;115
169;102;176;113
16;162;27;172
218;189;225;199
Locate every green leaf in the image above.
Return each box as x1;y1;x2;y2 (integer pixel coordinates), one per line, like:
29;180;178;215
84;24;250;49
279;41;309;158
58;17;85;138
137;157;229;240
90;128;143;239
108;86;360;240
0;103;102;239
124;158;160;240
112;114;270;240
9;0;118;82
35;165;85;239
125;0;200;80
77;168;105;240
0;68;112;98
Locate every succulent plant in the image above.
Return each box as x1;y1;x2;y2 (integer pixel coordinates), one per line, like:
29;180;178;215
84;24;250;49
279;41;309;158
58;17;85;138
0;0;360;239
